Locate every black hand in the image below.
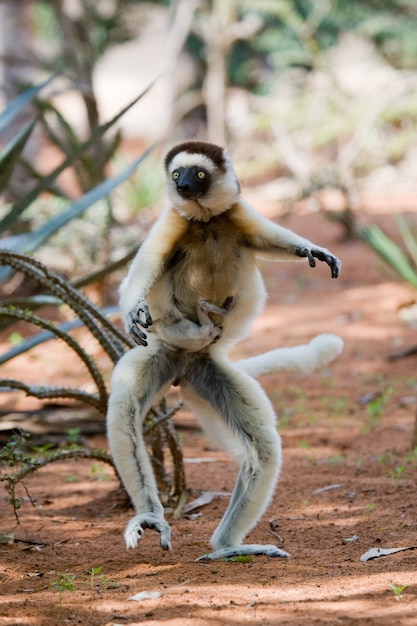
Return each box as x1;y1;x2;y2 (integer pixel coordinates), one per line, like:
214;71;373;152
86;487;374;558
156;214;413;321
127;302;153;346
311;249;341;278
296;247;341;279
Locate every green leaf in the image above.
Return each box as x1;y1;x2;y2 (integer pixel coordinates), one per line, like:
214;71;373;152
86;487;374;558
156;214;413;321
362;224;417;290
0;75;55;135
0;80;155;232
37;99;82;154
394;214;417;270
0;121;36;190
7;145;153;255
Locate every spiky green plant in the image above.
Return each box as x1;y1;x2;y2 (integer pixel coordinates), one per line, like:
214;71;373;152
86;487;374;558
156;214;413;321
361;216;417;290
361;215;417;449
0;250;133;411
0;253;186;518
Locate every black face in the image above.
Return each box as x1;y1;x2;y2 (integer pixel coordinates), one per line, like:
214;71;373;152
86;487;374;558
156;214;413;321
172;166;211;199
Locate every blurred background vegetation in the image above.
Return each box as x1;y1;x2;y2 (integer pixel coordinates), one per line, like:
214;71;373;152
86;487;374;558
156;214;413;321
2;0;417;284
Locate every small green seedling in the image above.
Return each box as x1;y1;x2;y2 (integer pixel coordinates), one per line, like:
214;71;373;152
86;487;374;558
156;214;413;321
388;465;406;480
51;573;76;616
87;566;115;589
91;462;112;481
52;573;76;593
89;566;103;589
364;387;393;431
66;428;82;446
389;583;408;600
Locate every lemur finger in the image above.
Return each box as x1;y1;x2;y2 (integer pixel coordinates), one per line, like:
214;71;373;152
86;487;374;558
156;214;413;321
130;325;148;347
159;527;172;551
297;246;316;267
310;249;341;278
134;304;153;328
318;252;340;279
330;255;341;279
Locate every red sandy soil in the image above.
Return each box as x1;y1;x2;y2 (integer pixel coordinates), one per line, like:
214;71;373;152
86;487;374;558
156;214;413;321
1;208;417;626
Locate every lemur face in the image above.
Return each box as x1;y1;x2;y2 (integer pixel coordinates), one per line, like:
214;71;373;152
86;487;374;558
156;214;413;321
164;141;240;221
171;165;211;200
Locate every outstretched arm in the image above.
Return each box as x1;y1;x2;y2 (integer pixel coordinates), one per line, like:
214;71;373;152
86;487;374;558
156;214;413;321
235;199;341;278
119;207;188;345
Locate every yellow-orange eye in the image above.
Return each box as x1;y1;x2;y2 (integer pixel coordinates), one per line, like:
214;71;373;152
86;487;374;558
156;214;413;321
172;171;179;180
197;170;206;179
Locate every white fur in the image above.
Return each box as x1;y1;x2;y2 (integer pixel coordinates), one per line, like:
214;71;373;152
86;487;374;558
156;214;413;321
168;151;217;173
237;334;344;377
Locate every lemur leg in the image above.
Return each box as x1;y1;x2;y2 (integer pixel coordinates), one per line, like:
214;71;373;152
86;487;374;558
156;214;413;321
182;354;289;561
106;334;185;550
196;296;234;326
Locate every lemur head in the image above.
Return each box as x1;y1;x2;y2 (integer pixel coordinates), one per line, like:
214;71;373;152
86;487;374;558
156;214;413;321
164;141;240;222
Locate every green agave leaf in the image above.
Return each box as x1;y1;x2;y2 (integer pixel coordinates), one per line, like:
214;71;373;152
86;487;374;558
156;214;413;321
19;157;70;199
0;75;55;135
0;145;153;277
0;79;155;232
0;121;36;190
38;99;83;154
394;213;417;270
362;224;417;290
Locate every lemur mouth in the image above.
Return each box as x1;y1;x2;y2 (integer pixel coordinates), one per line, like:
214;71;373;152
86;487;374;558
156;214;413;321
177;188;201;200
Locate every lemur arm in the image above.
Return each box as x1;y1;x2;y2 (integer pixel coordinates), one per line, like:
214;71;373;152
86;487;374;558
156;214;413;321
120;207;188;345
235;198;341;279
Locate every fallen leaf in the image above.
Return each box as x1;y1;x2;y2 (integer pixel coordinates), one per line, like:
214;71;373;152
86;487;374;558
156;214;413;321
183;491;214;513
360;546;417;562
184;512;202;520
313;483;343;494
343;535;359;543
129;590;163;601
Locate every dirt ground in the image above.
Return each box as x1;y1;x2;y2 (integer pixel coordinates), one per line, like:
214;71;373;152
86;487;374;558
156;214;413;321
1;205;417;626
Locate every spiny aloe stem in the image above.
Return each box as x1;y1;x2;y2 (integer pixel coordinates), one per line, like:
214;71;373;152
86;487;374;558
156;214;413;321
1;251;122;360
0;307;107;409
144;400;184;435
0;379;103;412
3;447;114;522
1;251;134;360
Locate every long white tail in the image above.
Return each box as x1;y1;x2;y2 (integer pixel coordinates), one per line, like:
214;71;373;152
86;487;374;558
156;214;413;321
236;334;343;378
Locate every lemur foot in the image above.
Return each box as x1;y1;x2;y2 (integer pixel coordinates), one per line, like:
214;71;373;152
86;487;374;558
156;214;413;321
196;544;290;562
198;296;234;316
124;513;172;551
